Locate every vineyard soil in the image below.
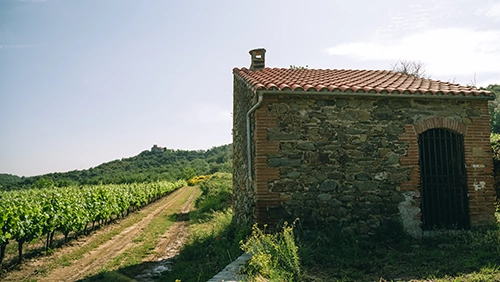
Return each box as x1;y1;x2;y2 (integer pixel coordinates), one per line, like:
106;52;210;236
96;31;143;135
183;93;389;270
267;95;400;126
1;185;197;282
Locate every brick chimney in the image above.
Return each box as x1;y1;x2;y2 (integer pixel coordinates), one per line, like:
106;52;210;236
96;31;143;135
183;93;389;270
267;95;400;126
249;48;266;70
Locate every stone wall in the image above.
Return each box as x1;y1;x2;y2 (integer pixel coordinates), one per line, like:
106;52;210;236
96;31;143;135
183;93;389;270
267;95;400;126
232;77;256;226
241;94;496;237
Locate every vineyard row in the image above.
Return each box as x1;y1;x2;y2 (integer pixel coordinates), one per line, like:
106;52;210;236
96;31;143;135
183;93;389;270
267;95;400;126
0;180;187;265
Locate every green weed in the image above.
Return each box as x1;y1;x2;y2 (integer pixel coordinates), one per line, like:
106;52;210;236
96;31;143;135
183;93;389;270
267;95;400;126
241;222;301;282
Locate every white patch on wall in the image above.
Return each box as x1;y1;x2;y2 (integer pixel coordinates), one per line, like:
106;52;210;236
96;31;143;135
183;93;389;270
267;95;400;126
398;191;422;238
374;171;388;181
473;181;486;191
471;164;485;169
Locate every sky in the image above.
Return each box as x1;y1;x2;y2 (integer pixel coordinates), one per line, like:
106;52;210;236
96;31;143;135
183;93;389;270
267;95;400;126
1;0;499;176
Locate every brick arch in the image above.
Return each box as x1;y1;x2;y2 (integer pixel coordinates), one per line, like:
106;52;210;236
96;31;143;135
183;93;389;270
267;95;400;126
399;117;468;202
412;117;467;135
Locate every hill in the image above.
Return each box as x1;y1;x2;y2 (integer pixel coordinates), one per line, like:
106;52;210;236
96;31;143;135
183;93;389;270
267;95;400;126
0;144;232;190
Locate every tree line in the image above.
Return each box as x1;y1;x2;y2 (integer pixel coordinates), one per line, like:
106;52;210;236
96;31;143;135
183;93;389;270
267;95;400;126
0;144;231;191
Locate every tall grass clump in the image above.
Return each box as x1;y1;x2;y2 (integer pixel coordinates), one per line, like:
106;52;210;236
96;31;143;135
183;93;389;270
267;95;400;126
241;222;301;282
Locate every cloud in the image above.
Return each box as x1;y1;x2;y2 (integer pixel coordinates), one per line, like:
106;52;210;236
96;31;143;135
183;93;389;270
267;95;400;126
485;3;500;20
0;44;33;49
374;6;434;40
476;2;500;21
325;28;500;77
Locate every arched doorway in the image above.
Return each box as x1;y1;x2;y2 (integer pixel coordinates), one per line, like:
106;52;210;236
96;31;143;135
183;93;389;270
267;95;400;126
418;128;469;230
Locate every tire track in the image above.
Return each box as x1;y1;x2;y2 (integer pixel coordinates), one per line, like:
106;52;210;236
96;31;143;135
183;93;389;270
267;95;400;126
148;189;195;262
134;188;197;281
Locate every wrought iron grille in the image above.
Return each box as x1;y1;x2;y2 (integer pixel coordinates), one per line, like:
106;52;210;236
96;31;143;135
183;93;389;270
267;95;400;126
418;128;470;230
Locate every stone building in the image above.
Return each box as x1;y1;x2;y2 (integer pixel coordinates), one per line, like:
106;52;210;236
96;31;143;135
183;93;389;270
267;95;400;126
232;48;496;237
151;144;166;153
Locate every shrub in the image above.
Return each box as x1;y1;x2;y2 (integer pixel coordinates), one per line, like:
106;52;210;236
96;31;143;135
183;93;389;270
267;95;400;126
186;175;210;186
241;222;301;281
194;172;232;213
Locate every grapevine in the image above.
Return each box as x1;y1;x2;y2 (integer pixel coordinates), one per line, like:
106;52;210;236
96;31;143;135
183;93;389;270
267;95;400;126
0;180;186;265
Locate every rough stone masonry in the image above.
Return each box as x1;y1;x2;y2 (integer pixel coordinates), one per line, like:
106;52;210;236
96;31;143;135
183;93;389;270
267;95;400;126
232;70;495;238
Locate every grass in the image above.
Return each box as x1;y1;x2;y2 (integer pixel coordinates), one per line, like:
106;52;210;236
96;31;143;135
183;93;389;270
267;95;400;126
83;272;135;282
166;173;247;281
291;222;500;281
166;209;245;281
222;217;500;281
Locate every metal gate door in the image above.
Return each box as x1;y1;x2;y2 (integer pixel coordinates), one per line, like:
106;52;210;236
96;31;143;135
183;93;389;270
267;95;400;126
418;128;469;230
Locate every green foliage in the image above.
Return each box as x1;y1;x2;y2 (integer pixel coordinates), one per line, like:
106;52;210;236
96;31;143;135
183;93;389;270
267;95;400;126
491;133;500;162
241;222;301;282
33;178;54;189
491;133;500;209
0;180;186;265
0;144;232;191
0;174;22;190
180;167;196;181
487;84;500;133
195;173;232;213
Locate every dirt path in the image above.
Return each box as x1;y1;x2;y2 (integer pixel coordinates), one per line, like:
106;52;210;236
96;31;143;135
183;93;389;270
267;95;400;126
134;188;196;281
1;185;197;282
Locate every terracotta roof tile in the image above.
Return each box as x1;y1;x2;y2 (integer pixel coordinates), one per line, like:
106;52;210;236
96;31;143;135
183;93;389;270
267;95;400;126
233;67;493;98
